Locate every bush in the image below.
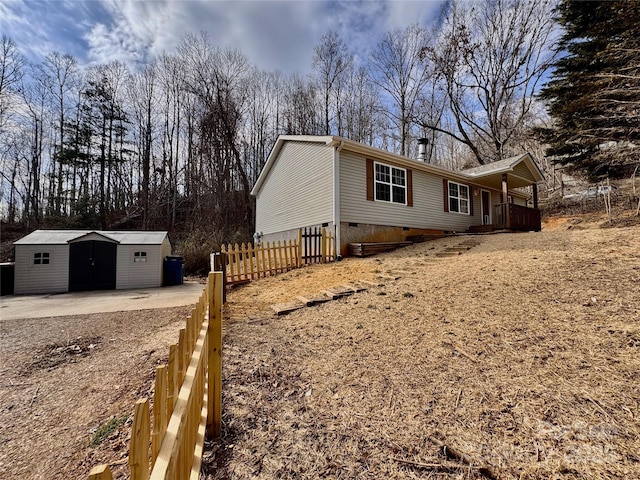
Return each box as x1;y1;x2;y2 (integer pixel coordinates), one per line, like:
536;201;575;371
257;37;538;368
175;231;220;276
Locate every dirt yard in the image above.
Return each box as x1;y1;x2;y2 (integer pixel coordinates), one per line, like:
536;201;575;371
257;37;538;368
1;216;639;479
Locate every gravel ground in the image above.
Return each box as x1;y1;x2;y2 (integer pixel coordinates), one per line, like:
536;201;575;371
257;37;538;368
1;216;638;480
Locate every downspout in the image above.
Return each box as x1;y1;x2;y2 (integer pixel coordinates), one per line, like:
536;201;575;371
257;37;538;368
333;141;344;260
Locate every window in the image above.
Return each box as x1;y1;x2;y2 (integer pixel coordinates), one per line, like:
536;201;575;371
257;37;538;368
33;252;50;265
375;162;406;204
448;181;470;214
134;251;147;263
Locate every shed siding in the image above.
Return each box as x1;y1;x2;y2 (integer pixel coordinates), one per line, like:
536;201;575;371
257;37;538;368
116;245;162;289
339;151;481;231
14;245;69;294
255;141;334;234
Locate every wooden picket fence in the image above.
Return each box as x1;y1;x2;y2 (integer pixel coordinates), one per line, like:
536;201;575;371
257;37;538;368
88;271;224;480
217;228;335;285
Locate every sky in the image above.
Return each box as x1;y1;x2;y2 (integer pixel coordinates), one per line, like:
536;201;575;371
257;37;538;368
0;0;445;74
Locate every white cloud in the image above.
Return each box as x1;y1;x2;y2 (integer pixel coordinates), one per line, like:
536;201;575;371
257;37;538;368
3;0;445;74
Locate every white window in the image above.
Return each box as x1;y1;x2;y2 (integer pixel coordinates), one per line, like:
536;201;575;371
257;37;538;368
375;162;406;204
33;252;50;265
134;251;147;263
448;181;470;214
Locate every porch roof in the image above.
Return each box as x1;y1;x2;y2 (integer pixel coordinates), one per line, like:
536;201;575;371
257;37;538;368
462;153;545;190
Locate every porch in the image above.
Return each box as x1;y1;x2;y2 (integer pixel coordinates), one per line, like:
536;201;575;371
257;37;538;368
492;203;541;231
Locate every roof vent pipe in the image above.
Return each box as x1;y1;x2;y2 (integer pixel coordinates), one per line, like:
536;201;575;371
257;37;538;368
417;138;429;162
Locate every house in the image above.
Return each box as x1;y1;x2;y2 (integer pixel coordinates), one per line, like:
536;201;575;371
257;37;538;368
13;230;172;295
251;135;544;257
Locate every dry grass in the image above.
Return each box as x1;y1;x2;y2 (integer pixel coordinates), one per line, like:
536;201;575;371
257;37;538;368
203;224;640;479
1;219;638;480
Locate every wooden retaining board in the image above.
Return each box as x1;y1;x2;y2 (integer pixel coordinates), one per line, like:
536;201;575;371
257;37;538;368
296;294;332;306
271;302;305;315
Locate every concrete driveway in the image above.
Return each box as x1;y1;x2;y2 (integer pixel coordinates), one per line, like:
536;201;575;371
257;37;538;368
0;282;205;321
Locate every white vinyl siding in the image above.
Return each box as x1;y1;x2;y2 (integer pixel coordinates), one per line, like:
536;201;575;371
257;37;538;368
512;162;536;182
14;245;69;294
340;151;482;231
255;141;334;234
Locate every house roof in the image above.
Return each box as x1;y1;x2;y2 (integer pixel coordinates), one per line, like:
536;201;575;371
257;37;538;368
14;230;169;246
251;135;543;196
463;153;545;188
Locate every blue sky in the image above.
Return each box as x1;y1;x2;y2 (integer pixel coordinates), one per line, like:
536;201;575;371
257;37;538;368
1;0;445;74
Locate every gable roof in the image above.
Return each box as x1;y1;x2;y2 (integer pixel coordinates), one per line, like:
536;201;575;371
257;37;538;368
251;135;543;196
463;153;545;182
14;230;169;246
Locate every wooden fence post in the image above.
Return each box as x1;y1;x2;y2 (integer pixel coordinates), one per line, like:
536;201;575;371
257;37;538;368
207;271;223;438
212;252;227;303
88;465;113;480
297;229;303;266
129;398;150;480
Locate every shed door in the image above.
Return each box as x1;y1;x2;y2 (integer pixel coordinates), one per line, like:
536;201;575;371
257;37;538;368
69;241;117;291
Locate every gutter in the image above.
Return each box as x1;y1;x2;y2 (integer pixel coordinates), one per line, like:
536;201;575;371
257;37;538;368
332;140;344;260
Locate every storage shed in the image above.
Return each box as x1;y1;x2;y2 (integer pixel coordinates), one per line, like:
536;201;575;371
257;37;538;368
13;230;172;294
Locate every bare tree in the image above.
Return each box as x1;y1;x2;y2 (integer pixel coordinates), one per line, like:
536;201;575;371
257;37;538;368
342;66;381;145
370;24;432;156
0;35;25;131
312;31;353;136
37;52;80;215
128;62;158;228
428;0;557;164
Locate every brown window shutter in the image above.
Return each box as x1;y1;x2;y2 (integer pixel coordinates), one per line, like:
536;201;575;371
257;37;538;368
407;169;413;206
443;178;449;212
469;185;474;216
366;158;374;201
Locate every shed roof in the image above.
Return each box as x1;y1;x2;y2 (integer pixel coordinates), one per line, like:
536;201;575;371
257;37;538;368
14;230;169;246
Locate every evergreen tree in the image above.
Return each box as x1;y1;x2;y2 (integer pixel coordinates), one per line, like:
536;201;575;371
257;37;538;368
539;1;640;179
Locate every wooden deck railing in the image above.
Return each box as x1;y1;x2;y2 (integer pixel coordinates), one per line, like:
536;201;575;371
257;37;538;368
217;228;335;285
87;271;223;480
494;203;541;231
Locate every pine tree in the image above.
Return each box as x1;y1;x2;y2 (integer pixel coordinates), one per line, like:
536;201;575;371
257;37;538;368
539;1;640;179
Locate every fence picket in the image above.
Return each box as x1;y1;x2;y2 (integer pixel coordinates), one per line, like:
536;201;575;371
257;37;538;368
259;243;266;279
129;398;150;480
89;271;224;480
219;229;336;285
283;239;290;270
177;329;186;387
207;272;223;437
152;366;168;465
240;243;247;281
167;344;177;417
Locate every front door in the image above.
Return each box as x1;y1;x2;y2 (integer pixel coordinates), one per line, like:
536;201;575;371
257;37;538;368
481;190;491;225
69;240;117;291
